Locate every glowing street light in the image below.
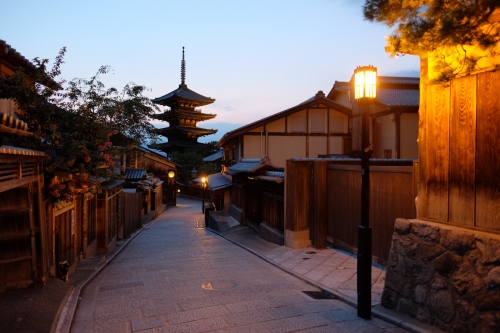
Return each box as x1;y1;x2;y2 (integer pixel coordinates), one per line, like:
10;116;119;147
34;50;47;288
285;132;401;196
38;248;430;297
201;176;207;213
354;65;377;320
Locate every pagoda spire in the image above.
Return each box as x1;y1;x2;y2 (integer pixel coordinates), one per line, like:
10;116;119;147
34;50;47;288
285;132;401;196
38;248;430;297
180;47;186;87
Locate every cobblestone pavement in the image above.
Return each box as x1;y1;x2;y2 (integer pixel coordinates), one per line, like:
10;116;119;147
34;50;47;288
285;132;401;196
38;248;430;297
71;197;408;333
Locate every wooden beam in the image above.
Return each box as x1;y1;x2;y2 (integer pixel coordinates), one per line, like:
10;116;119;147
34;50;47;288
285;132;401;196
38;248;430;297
0;175;38;193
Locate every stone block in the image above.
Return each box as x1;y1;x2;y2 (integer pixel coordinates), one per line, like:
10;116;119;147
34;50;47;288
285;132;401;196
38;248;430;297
483;239;500;265
398;298;416;316
485;267;500;289
392;233;420;259
432;251;462;275
474;292;500;311
385;268;412;298
259;222;284;246
413;285;427;304
440;228;476;255
415;306;430;323
228;204;243;223
411;221;440;243
455;300;475;321
430;277;447;291
450;261;482;294
420;242;446;261
403;257;434;284
428;290;455;324
381;288;399;309
394;218;411;235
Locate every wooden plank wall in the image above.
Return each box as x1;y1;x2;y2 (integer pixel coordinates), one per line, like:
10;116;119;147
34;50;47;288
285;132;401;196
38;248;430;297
370;166;415;260
0;186;33;291
419;83;450;221
449;75;476;225
327;166;361;251
476;70;500;230
285;160;312;232
261;193;284;231
123;192;143;239
419;68;500;232
55;210;74;266
285;160;415;261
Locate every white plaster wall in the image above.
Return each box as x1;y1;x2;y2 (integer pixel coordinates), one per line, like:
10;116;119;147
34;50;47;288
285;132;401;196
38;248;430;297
372;114;395;158
266;118;285;132
309;109;327;133
400;113;419;159
243;135;264;158
287;110;307;133
309;136;327;158
268;136;306;168
328;137;343;154
329;109;348;133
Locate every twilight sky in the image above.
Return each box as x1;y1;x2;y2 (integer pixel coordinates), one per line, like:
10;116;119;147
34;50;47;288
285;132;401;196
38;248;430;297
1;0;420;143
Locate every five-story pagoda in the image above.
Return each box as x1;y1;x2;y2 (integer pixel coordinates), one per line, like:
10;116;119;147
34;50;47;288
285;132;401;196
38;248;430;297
151;47;217;155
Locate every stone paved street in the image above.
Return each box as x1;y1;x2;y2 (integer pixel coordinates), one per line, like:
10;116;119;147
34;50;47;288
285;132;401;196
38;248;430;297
71;197;408;333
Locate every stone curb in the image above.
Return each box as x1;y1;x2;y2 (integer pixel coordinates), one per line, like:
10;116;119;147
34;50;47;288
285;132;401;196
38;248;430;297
52;210;167;333
205;225;443;333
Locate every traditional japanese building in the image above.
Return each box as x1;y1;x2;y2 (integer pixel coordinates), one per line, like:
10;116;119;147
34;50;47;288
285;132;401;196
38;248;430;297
151;48;217;155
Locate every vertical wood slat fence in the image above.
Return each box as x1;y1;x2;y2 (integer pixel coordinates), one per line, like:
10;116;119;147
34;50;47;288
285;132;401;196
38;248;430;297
123;191;143;239
97;182;123;254
419;67;500;232
286;158;417;262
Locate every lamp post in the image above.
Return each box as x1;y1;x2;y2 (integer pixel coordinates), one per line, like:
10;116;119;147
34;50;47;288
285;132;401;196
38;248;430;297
354;65;377;320
168;171;175;205
201;176;207;213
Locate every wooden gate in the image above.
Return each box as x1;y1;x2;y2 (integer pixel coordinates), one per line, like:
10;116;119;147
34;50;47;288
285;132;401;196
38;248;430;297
0;186;37;291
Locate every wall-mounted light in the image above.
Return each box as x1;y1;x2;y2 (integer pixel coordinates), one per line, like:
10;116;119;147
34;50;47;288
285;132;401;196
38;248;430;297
168;171;175;178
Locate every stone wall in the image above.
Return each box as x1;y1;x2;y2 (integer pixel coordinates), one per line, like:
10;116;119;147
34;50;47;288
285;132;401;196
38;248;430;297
382;219;500;333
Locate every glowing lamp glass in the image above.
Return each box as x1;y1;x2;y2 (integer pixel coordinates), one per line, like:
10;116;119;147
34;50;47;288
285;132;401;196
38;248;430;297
354;66;377;100
168;171;175;178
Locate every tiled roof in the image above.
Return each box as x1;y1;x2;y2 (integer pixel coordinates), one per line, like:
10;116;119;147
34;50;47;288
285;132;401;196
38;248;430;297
227;157;280;175
156;126;217;136
254;171;284;183
203;151;223;162
152;84;215;106
207;173;232;191
379;76;419;85
216;91;350;148
125;168;146;180
0;145;45;156
377;88;419;107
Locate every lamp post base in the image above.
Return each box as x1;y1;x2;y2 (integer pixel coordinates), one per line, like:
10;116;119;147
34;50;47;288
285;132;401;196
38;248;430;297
357;225;372;319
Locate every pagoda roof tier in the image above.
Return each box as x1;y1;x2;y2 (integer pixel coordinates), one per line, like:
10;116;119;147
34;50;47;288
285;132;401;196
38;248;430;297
150;141;202;151
157;126;218;137
152;109;216;121
152;83;215;107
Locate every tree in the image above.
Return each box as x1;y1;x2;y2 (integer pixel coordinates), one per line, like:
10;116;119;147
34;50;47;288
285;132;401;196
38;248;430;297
363;0;500;81
168;142;220;182
0;48;160;200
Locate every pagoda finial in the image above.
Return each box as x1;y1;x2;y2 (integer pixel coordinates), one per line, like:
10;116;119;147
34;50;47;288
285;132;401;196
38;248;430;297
181;47;186;87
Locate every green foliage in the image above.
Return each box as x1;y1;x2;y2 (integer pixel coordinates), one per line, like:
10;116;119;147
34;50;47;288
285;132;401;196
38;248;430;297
363;0;500;81
0;48;160;180
169;142;220;182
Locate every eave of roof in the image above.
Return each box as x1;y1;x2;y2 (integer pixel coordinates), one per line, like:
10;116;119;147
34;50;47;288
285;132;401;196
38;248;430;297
216;91;351;148
152;84;215;106
152;109;216;121
203;150;223;162
227;157;280;175
156;126;218;136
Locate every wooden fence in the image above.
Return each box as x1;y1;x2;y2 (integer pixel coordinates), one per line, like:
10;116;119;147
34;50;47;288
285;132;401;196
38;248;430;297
123;191;143;239
286;158;416;262
419;66;500;232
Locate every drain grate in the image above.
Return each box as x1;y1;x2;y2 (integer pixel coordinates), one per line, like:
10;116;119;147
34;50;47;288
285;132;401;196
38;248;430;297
302;291;337;300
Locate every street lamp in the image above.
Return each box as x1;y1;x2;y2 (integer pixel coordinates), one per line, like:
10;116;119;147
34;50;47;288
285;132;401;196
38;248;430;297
354;65;377;320
201;176;207;213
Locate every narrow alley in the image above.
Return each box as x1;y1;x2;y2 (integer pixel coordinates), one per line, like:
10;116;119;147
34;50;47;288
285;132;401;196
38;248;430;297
70;197;407;333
